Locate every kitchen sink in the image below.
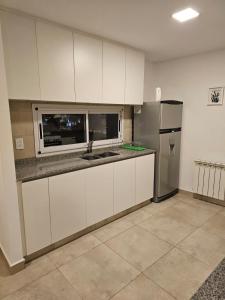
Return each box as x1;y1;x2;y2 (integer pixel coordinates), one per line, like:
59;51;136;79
81;151;119;161
98;152;119;158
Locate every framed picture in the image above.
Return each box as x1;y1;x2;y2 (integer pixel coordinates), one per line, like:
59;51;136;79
208;87;224;106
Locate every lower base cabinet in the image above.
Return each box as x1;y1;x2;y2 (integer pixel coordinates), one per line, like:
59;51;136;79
86;163;114;226
49;170;86;243
114;159;135;213
21;154;154;255
22;178;51;255
136;154;155;204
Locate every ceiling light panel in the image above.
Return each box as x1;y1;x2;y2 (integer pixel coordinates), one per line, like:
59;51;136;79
172;8;199;23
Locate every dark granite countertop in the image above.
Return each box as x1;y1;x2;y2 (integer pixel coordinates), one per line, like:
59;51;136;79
15;146;155;182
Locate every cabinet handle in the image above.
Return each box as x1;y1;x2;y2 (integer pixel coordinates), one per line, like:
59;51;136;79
39;124;43;139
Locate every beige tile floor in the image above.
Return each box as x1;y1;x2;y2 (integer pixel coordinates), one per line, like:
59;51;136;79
1;192;225;300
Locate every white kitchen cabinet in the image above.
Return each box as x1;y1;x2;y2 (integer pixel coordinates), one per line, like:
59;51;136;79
102;41;125;104
86;163;114;226
49;170;86;243
114;159;135;214
36;21;75;102
22;178;51;255
125;48;145;105
0;12;40;100
74;33;102;103
136;154;154;204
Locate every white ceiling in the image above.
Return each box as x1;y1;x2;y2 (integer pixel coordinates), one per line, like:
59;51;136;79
0;0;225;62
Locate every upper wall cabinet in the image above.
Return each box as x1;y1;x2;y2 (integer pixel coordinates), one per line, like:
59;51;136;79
103;41;126;104
125;48;145;105
36;22;75;102
0;12;145;105
74;33;102;103
0;12;40;100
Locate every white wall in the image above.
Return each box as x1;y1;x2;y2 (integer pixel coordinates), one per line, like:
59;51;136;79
153;49;225;192
0;21;24;266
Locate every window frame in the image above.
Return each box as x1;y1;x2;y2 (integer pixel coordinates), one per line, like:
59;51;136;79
33;104;123;157
88;110;122;147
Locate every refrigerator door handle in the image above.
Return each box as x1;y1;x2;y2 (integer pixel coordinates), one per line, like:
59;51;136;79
169;131;176;156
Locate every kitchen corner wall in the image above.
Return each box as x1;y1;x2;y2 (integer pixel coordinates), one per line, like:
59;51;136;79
9;101;133;160
152;49;225;192
0;23;24;266
143;59;155;101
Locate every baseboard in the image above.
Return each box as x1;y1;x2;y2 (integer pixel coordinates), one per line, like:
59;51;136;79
193;193;225;207
178;189;193;196
25;199;151;262
0;245;25;274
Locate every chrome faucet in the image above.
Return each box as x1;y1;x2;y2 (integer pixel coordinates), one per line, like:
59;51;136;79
87;131;94;153
87;140;93;153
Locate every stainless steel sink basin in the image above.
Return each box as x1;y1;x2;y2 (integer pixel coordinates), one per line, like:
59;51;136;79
81;151;119;161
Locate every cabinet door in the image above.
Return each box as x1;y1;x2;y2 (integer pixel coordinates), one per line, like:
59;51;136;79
22;179;51;255
125;48;144;105
103;41;125;104
74;33;102;103
86;163;114;226
114;159;135;214
136;154;154;204
49;170;86;243
1;12;40;100
36;21;75;102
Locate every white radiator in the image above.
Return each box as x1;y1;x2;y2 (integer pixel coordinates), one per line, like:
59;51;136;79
193;160;225;204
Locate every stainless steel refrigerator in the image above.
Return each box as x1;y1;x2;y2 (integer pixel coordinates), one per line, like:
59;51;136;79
134;100;183;202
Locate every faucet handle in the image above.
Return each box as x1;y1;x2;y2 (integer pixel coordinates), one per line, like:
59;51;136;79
89;130;94;141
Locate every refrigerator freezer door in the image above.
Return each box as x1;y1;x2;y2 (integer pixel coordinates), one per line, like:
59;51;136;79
158;130;181;198
160;103;182;130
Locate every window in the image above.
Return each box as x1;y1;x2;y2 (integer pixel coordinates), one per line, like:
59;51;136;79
42;114;86;147
89;113;120;145
33;105;123;156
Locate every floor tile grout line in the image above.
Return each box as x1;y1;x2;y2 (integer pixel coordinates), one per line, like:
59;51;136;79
101;222;136;243
108;272;140;300
142;270;180;300
0;266;58;300
48;237;103;269
91;221;135;243
167;198;222;229
57;266;84;300
105;228;175;277
136;218;197;247
103;236;142;274
173;224;202;246
141;272;177;300
135;223;175;247
175;242;222;271
142;245;213;300
57;242;140;300
178;197;223;213
54;240;140;299
2;195;222;300
175;213;225;248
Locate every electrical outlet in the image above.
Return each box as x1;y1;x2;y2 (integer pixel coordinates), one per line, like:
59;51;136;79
15;137;24;150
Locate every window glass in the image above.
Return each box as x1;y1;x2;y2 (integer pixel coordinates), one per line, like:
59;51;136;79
88;114;119;141
42;114;86;147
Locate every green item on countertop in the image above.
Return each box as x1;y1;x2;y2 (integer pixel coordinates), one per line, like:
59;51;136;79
121;144;147;151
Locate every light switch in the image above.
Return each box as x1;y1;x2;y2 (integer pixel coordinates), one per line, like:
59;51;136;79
15;137;24;150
